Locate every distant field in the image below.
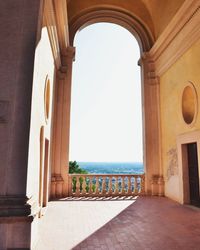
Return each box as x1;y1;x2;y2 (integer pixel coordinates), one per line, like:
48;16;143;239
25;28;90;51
78;162;144;174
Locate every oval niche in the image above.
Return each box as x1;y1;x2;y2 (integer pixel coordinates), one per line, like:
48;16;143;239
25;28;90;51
182;83;197;125
44;78;50;121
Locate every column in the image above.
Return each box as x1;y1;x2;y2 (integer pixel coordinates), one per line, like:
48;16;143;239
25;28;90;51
0;1;43;249
51;47;75;197
139;52;164;196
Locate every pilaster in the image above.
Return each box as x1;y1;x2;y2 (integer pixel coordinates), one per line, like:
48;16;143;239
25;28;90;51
139;52;164;196
51;47;75;198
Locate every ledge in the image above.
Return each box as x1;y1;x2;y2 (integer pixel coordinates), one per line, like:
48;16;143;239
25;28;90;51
149;0;200;76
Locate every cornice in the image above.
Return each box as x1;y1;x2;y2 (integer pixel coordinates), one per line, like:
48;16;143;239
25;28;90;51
53;0;70;51
149;0;200;77
44;0;61;69
139;52;159;85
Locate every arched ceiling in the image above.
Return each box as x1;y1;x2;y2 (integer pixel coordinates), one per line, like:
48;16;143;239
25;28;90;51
67;0;185;41
141;0;185;37
67;0;155;39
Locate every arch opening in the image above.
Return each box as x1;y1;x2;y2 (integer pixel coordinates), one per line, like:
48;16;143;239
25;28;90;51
69;23;144;174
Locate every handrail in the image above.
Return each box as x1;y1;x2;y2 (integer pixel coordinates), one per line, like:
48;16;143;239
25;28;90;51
68;174;145;197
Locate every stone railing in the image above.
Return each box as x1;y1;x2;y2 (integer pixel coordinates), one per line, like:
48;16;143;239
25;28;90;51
68;174;145;197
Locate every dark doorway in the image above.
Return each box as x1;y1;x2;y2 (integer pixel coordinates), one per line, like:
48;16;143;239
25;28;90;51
187;143;200;207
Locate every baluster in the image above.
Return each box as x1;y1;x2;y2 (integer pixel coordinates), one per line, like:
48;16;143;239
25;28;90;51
102;177;106;195
82;177;86;195
105;177;109;193
141;175;145;194
76;177;80;196
115;176;119;195
91;177;96;193
72;177;76;194
99;177;103;195
118;176;122;193
68;175;72;196
121;176;125;195
89;177;93;195
112;177;116;193
134;177;138;194
108;177;112;195
95;177;99;195
128;176;132;195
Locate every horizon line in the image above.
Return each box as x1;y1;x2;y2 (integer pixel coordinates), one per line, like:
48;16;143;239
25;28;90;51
72;161;143;163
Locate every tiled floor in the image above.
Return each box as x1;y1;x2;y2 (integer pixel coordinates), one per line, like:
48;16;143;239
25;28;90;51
36;196;200;250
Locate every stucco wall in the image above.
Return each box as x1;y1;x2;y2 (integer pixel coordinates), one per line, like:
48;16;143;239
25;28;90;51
26;26;55;248
27;27;55;201
160;39;200;202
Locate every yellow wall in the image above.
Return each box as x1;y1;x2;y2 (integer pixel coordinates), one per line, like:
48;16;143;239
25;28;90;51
142;0;184;38
160;39;200;201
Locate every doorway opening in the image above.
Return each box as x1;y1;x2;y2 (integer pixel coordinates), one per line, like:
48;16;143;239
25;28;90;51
187;143;200;207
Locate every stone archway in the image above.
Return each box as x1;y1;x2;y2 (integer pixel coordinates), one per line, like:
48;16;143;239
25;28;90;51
51;5;164;197
69;7;154;52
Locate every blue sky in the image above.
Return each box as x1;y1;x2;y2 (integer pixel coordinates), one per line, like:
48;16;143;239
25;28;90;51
69;23;143;162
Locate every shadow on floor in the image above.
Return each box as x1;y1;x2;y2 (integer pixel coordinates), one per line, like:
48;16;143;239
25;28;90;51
72;196;200;250
57;195;139;202
36;196;137;250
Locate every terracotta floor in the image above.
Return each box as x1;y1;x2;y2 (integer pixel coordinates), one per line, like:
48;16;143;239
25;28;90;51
36;196;200;250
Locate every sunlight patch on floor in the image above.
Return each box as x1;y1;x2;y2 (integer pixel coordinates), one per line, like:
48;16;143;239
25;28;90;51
36;199;136;250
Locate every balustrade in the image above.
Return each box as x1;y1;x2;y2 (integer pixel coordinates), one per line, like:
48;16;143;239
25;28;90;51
68;174;145;197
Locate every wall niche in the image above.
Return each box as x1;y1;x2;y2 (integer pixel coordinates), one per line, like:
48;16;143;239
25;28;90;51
44;77;50;122
182;83;197;125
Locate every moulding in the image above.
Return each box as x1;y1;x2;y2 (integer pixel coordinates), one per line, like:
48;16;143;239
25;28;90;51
151;175;164;196
69;6;154;52
44;0;61;69
44;0;72;72
139;52;160;85
53;0;70;51
149;0;200;76
44;75;50;124
181;81;198;128
51;174;64;183
0;195;31;217
177;130;200;204
62;46;76;64
0;216;33;223
177;130;200;144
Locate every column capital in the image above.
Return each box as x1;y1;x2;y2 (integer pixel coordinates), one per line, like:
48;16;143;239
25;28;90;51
51;174;64;183
59;46;76;76
62;46;76;64
57;69;67;79
139;52;159;86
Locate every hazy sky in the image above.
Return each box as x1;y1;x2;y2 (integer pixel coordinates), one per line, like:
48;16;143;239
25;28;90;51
69;23;143;162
